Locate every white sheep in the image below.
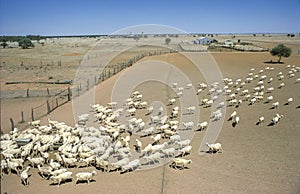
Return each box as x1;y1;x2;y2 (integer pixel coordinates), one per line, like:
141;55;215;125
172;82;178;88
170;158;192;170
177;139;191;148
229;111;237;120
121;159;140;173
135;139;142;151
146;106;154;115
206;143;223;153
286;98;293;105
168;98;176;105
266;96;273;103
257;116;265;125
178;145;192;156
161;147;176;157
27;157;45;167
182;122;194;130
50;171;73;186
196;121;208;131
75;170;97;185
37;165;52;179
272;102;279;109
233;116;240;127
278;82;285;89
171;110;179;118
20;166;31;186
271;114;283;125
110;158;130;171
151;134;161;144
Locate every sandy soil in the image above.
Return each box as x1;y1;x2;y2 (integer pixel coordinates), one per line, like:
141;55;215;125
1;50;299;193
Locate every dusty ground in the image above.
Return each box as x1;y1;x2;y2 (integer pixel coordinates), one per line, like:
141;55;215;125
1;50;300;193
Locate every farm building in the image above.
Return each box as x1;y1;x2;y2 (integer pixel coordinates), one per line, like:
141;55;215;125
224;40;234;47
194;37;213;45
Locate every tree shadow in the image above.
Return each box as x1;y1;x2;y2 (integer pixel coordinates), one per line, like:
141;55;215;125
264;60;284;64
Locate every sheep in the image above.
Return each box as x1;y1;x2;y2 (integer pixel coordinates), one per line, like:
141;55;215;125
271;114;284;125
146;106;154;115
211;110;222;121
28;120;41;127
278;83;285;89
169;134;181;143
150;116;160;124
171;110;179;119
168;98;176;105
267;87;274;93
27;157;45;167
182;122;194;130
151;134;161;145
6;159;21;175
176;91;183;98
161;147;176;157
142;152;163;165
232;116;240;127
186;83;193;89
158;107;164;115
163;129;177;138
110;158;130;171
196;88;203;95
177;139;191;148
229;99;237;106
172;82;178;88
169;120;179;126
150;143;167;153
127;108;136;116
170;158;192;170
61;155;77;168
121;159;140;173
141;144;153;156
37;165;52;179
257;116;265;125
217;102;225;109
196;121;208;131
249;97;257;105
135;139;142;151
271;102;279;109
20;166;31;186
286;97;293;105
228;111;237;121
178;145;192;156
141;127;155;136
50;171;73;186
75;170;97;185
206;143;223;153
266;96;273;103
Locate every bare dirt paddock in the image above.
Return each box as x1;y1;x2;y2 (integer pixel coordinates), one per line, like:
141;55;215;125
1;51;300;194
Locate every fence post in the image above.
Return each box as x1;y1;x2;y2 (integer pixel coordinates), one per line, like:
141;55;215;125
56;98;58;107
94;76;97;85
26;89;29;97
47;88;50;96
79;82;82;91
67;87;71;101
77;85;80;96
47;100;51;114
20;111;25;123
9;118;14;131
31;108;34;121
87;79;89;91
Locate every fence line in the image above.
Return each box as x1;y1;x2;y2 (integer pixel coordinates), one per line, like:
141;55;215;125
8;48;177;131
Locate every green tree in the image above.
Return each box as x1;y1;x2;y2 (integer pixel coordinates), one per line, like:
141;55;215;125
270;44;291;63
165;37;171;44
18;38;34;49
0;39;8;48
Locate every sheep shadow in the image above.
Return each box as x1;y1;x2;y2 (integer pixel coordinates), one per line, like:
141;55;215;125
284;102;289;106
267;122;275;127
169;164;189;170
75;179;96;185
199;150;219;154
232;122;237;127
256;122;261;126
269;107;276;110
297;105;300;109
49;178;72;186
264;60;283;64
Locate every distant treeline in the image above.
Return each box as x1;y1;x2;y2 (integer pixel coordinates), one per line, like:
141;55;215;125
0;35;108;42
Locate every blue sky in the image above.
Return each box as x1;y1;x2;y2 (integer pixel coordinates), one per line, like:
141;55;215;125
0;0;299;35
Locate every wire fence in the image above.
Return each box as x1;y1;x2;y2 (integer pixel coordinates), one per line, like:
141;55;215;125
6;48;177;131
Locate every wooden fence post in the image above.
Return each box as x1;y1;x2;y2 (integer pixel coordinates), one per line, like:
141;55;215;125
9;118;14;131
87;79;89;91
56;98;58;107
21;111;25;123
47;88;50;96
26;89;29;97
31;108;34;121
67;87;71;101
94;76;97;85
47;100;51;114
77;85;80;96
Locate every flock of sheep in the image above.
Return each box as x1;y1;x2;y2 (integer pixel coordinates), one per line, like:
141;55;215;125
1;63;299;187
